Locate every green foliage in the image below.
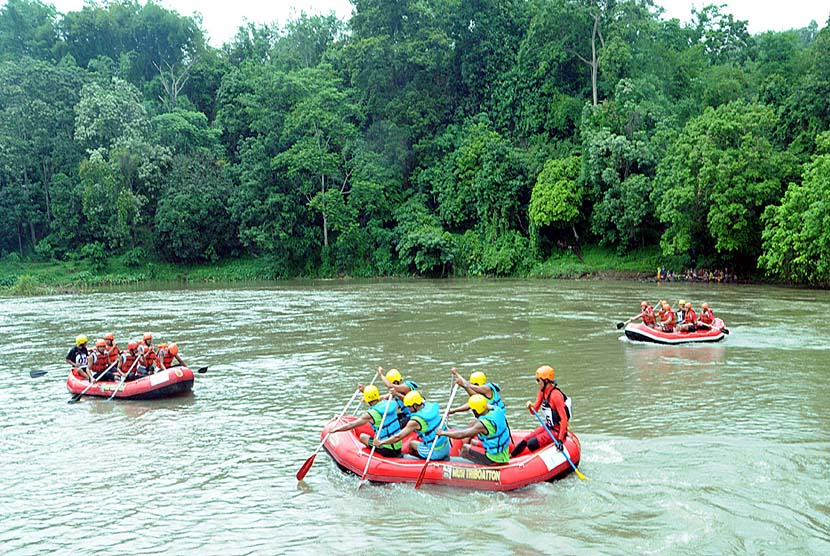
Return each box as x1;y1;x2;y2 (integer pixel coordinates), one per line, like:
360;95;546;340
529;155;583;228
759;132;830;283
394;195;453;276
653;101;793;262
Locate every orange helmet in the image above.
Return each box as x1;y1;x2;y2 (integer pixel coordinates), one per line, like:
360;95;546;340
143;332;153;341
158;343;168;350
95;339;106;348
641;301;648;308
104;332;114;341
535;365;555;381
169;343;178;356
662;303;671;311
702;303;709;309
127;341;139;350
685;302;692;309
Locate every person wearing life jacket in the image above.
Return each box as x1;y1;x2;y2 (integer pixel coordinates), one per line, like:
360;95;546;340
448;368;506;415
103;332;120;365
510;365;571;457
634;301;657;328
677;302;697;332
697;302;715;327
660;302;676;332
372;390;451;461
138;332;157;374
66;335;91;379
87;339;116;381
157;342;187;370
676;300;687;323
117;341;142;380
328;384;403;458
377;366;419;427
437;394;511;465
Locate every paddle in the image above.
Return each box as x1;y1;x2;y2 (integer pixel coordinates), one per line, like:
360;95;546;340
106;356;143;402
616;315;640;329
68;359;119;404
530;406;587;480
195;366;208;373
296;373;379;482
414;381;460;489
357;391;394;490
31;365;86;379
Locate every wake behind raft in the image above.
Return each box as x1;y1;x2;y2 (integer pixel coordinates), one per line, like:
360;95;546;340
321;416;581;491
66;367;194;400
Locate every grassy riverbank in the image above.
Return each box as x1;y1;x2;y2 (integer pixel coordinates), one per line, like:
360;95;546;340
0;245;685;296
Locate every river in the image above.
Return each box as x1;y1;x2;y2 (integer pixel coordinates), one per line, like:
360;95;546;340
1;280;828;555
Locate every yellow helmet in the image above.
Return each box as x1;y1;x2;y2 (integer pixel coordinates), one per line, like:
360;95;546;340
535;365;555;381
363;385;380;403
75;335;88;346
678;300;686;307
468;394;488;414
403;390;423;407
470;371;487;386
385;369;402;384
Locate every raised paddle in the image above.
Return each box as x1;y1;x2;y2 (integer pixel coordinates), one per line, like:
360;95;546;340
530;406;587;480
414;381;460;489
616;314;641;329
296;373;379;481
357;390;395;490
68;359;119;404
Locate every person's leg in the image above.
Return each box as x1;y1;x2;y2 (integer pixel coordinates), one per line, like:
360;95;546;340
459;444;499;466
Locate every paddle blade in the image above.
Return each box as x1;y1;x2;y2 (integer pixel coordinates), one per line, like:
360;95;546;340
414;463;429;489
67;393;82;404
574;468;588;480
196;366;208;374
296;453;316;481
616;322;624;329
30;370;49;378
721;328;730;335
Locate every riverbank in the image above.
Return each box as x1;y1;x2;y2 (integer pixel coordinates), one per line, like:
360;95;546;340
0;245;735;295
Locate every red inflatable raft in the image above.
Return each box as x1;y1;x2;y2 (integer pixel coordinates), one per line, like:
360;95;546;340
321;416;582;491
624;318;728;344
66;367;194;400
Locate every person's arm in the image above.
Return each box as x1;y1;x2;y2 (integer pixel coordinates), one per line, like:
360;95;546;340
328;412;372;434
448;402;470;415
437;421;485;439
374;419;420;447
550;393;569;442
174;354;187;367
158;351;168;370
526;387;544;413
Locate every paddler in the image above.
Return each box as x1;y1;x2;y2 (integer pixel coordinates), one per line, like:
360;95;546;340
377;366;419;427
511;365;570;457
372;390;451;461
436;394;511;466
448;368;505;414
327;384;403;458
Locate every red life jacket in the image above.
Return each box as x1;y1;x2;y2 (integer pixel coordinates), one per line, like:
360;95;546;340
684;309;697;324
158;349;175;368
140;343;157;365
106;344;120;364
89;351;109;374
642;306;656;325
699;309;714;324
662;310;676;329
121;351;139;372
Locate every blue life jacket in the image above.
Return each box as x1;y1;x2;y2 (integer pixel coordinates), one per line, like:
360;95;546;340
410;401;448;452
393;380;419;416
477;406;510;456
367;400;403;450
486;382;505;410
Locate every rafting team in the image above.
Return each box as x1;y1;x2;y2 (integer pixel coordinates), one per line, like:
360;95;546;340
633;299;717;333
65;332;187;382
328;364;572;466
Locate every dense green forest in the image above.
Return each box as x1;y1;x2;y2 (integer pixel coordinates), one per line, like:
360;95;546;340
1;0;829;284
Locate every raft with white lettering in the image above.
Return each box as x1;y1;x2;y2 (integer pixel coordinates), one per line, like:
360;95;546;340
321;416;582;491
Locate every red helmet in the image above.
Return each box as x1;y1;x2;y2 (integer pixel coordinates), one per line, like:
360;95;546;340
95;339;106;348
143;332;153;341
169;343;178;356
641;301;648;308
127;341;139;351
702;303;709;309
104;332;114;341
